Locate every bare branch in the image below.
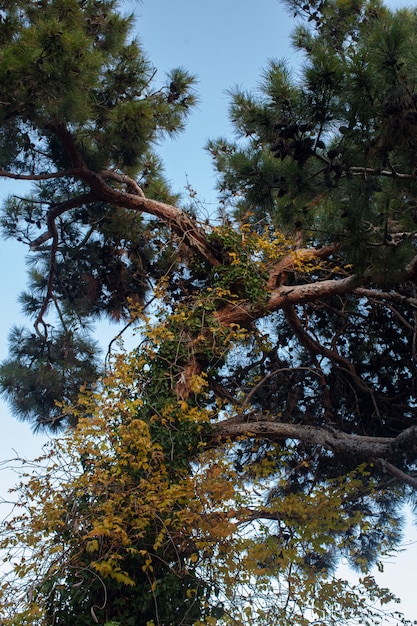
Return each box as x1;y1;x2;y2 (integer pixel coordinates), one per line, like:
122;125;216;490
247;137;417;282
29;192;97;250
374;459;417;489
283;304;374;398
267;244;338;290
34;208;59;339
241;366;321;408
100;169;145;197
214;415;395;456
31;192;97;335
349;166;414;179
0;167;81;181
217;274;361;327
354;286;417;308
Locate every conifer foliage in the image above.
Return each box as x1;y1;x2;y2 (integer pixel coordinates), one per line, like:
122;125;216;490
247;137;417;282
1;0;417;624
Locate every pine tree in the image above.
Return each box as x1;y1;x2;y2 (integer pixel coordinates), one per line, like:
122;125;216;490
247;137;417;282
0;0;198;428
1;0;417;624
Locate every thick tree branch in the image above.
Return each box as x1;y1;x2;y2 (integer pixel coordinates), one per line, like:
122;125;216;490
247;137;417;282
354;286;417;308
99;169;145;197
266;244;339;290
45;121;86;170
48;121;223;268
217;274;361;327
212;406;417;486
213;415;417;466
79;168;222;267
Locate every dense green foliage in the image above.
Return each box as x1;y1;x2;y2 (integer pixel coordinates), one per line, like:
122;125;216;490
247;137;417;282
0;0;196;427
1;0;417;624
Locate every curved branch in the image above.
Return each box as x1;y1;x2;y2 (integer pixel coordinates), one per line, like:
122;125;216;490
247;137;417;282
241;366;321;408
34;208;59;338
79;168;222;267
32;192;97;335
283;304;373;398
266;244;338;290
29;192;97;250
47;121;223;267
212;411;417;489
99;169;145;197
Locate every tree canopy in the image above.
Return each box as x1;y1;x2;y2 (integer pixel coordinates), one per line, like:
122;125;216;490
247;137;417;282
1;0;417;624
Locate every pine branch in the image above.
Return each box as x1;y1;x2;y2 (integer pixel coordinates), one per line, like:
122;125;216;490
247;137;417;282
214;414;394;455
0;168;81;181
266;244;338;290
354;287;417;308
78;168;223;267
34;208;59;339
349;166;414;180
100;169;145;197
217;274;361;327
29;192;97;250
375;458;417;489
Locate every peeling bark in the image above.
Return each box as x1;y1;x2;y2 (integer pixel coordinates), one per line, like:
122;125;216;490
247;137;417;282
217;274;361;327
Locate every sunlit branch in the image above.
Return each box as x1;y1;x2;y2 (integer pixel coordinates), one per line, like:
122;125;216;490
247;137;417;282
266;244;338;290
217;274;361;328
100;169;145;197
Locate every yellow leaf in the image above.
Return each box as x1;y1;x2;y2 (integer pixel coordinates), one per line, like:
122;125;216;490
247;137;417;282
86;539;99;553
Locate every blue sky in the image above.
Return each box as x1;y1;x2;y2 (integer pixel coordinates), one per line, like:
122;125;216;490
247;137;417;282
136;0;300;202
0;0;416;622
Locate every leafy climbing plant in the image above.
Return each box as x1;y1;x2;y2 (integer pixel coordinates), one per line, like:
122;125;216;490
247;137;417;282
1;276;414;625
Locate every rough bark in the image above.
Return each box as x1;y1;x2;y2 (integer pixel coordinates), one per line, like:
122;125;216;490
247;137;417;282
214;415;417;464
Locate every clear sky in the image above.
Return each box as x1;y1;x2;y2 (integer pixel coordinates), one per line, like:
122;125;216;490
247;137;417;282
0;0;416;623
